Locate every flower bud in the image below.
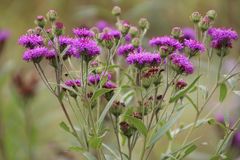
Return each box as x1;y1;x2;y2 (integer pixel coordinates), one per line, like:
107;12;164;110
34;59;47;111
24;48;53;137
112;6;121;17
206;10;217;21
120;22;130;36
131;38;140;48
34;15;46;28
119;121;135;138
190;12;201;23
27;29;35;35
198;16;211;32
175;79;187;90
129;26;138;38
171;27;183;39
138;18;149;30
53;21;64;36
132;112;142;119
110;101;125;117
159;46;169;58
46;10;57;22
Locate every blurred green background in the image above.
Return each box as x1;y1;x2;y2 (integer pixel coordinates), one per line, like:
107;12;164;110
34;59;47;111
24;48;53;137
0;0;240;159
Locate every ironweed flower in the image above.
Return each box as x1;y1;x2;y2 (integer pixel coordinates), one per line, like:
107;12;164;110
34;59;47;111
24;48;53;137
110;101;125;117
18;34;43;49
64;79;81;87
175;79;187;90
117;44;135;57
182;27;196;40
149;36;183;54
73;28;94;38
169;52;194;75
184;39;205;57
208;27;238;50
126;52;161;69
95;20;111;32
23;47;50;63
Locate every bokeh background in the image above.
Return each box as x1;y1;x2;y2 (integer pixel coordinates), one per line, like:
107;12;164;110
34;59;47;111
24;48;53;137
0;0;240;160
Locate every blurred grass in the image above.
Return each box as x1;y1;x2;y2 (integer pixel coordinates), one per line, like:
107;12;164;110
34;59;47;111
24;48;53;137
0;0;240;159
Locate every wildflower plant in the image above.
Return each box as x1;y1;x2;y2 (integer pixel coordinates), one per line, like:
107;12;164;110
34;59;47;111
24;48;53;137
18;6;240;160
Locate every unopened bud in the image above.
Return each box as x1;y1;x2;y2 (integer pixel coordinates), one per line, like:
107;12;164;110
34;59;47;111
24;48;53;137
53;21;64;36
46;10;57;22
190;12;201;23
198;16;211;32
129;26;138;38
206;10;217;21
112;6;121;17
27;29;35;35
35;15;46;28
171;27;183;39
120;22;130;36
138;18;149;30
131;38;140;48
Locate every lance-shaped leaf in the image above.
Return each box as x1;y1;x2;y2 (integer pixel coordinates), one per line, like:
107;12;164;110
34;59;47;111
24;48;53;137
219;82;227;102
124;115;147;137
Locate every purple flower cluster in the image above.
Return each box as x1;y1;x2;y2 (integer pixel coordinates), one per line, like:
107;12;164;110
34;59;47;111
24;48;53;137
64;79;81;87
169;53;194;74
182;28;196;40
88;72;111;85
103;81;117;89
149;36;183;52
208;27;238;49
58;36;76;57
117;44;135;56
184;39;205;54
126;52;161;68
73;38;101;58
73;28;94;38
18;34;43;49
23;47;50;62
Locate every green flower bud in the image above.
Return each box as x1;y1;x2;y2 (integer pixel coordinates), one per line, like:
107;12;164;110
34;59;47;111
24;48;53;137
131;38;140;48
198;16;211;32
129;26;138;38
53;21;64;36
206;10;217;21
34;15;46;28
138;18;149;30
46;10;57;22
112;6;121;17
190;12;201;23
171;27;183;39
120;23;130;36
110;101;125;117
119;121;135;138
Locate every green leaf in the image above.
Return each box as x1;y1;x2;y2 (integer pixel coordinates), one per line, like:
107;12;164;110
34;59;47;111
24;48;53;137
170;75;201;103
68;146;85;152
59;121;70;133
219;82;227;102
98;89;121;126
89;136;102;149
179;144;197;159
91;88;111;101
147;108;184;147
124;115;147;137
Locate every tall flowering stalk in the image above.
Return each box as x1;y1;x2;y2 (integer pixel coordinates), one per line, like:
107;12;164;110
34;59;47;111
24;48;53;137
18;7;240;160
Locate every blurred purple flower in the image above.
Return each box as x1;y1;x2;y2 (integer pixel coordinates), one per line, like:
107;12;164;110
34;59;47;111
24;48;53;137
73;28;94;38
182;27;196;40
64;79;81;87
117;44;135;56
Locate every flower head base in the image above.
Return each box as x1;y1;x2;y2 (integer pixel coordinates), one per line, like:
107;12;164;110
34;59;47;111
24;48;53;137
18;34;43;49
73;28;94;38
117;44;135;57
73;38;101;61
23;47;49;63
208;28;238;50
184;39;205;57
126;52;161;69
169;53;194;75
149;36;183;55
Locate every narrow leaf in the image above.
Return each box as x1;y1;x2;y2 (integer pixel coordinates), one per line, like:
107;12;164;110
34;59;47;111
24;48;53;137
59;121;70;133
219;82;227;102
91;88;111;101
124;115;147;137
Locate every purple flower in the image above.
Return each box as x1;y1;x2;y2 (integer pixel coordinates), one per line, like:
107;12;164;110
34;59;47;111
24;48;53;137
103;81;117;89
88;74;100;85
0;30;10;42
126;52;161;69
169;53;194;74
232;132;240;148
125;34;131;43
73;38;101;58
109;29;121;40
149;36;183;52
184;39;205;55
44;49;56;59
182;27;196;40
95;20;111;31
117;44;135;56
58;36;76;56
73;28;94;38
18;34;43;49
64;79;81;87
208;27;238;49
23;47;49;62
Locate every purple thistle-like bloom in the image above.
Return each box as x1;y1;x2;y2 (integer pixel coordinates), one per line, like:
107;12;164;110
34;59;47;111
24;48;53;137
73;38;101;58
0;30;10;42
126;52;161;69
59;36;76;56
184;39;205;54
208;27;238;49
103;81;117;89
117;44;135;56
109;29;121;39
169;53;194;74
18;34;43;49
23;47;49;62
95;20;111;32
88;74;100;85
73;28;94;38
64;79;81;87
182;27;196;40
149;36;183;52
44;49;56;59
125;34;131;43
